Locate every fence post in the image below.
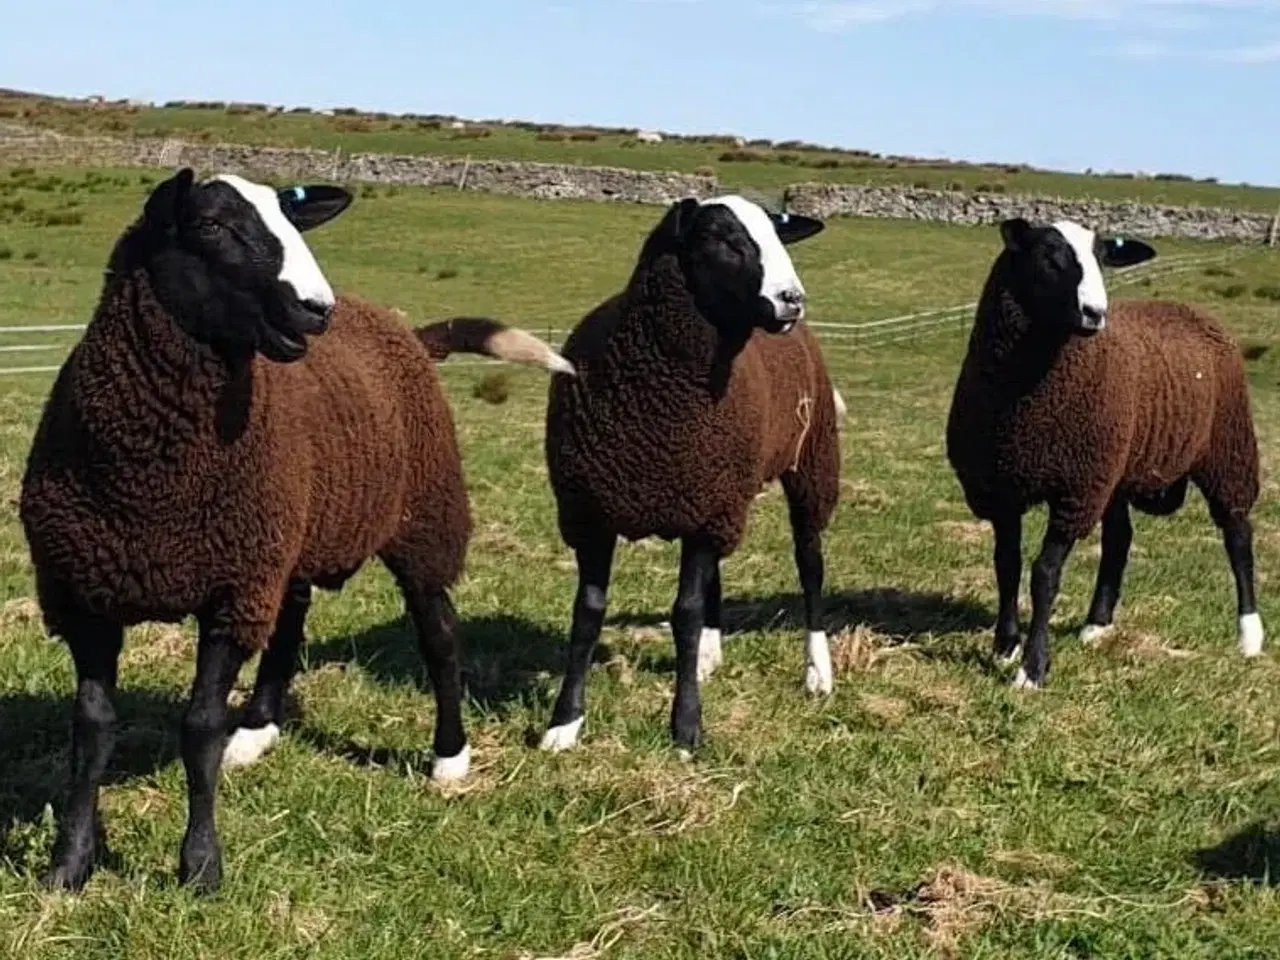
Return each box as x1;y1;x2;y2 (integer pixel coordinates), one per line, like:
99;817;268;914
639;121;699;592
1268;204;1279;247
330;147;342;181
458;155;472;191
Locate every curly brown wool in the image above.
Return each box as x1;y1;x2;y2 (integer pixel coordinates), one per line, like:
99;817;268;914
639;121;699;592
947;247;1262;690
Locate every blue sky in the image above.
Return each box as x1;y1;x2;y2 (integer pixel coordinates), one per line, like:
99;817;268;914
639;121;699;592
3;0;1277;185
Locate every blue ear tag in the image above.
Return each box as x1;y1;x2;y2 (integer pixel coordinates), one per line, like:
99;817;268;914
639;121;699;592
1114;237;1124;247
290;186;306;203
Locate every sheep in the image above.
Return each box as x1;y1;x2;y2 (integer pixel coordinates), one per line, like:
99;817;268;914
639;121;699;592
945;216;1262;690
539;194;837;752
19;168;573;894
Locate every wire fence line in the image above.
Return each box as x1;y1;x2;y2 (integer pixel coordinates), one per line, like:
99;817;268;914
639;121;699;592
0;248;1247;377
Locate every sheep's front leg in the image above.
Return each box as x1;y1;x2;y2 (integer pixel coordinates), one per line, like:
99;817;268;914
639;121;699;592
991;512;1023;663
223;578;311;769
179;619;249;894
1018;526;1076;690
671;539;717;750
697;563;724;683
1081;498;1132;645
1221;517;1264;657
43;616;123;891
404;586;470;781
542;533;617;752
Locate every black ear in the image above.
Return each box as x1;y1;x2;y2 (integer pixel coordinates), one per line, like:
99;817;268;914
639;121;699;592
770;212;825;245
647;197;702;252
999;217;1034;253
143;167;195;232
278;184;354;232
1097;236;1157;269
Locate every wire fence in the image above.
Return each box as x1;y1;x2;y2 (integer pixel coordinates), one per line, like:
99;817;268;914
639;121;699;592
0;248;1248;377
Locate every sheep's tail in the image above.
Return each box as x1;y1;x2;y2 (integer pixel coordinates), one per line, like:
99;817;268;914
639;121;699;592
415;317;576;376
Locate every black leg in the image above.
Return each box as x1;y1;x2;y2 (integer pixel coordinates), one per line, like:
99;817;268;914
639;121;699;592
1082;498;1132;642
794;529;831;695
1018;528;1075;689
223;579;311;769
179;620;249;894
542;533;617;751
43;617;124;891
697;560;724;682
404;585;470;780
671;539;717;749
1222;517;1263;657
992;512;1023;661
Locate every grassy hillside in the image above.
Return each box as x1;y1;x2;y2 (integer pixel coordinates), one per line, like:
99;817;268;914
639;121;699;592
1;168;1279;957
4;89;1280;213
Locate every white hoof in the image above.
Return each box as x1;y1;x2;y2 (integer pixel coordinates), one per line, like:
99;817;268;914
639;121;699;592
1238;612;1265;658
1079;623;1114;646
539;716;584;752
431;743;471;782
804;631;834;696
697;627;723;682
1011;667;1040;691
221;723;280;769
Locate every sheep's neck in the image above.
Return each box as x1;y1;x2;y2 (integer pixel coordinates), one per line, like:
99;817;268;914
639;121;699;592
72;266;235;462
627;256;748;395
970;283;1071;401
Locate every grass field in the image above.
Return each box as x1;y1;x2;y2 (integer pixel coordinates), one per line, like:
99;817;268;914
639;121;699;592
1;166;1280;958
6;90;1280;213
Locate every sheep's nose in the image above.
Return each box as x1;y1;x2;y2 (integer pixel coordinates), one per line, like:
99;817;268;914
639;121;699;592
778;288;806;322
298;298;333;334
1081;304;1106;329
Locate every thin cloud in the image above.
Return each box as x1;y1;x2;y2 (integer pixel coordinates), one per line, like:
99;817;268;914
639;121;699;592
1211;38;1280;59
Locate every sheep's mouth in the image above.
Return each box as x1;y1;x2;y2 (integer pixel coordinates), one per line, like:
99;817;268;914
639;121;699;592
259;322;309;363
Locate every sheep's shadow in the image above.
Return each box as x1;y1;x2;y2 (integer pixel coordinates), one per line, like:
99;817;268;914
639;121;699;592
1191;822;1280;885
303;611;590;714
0;687;181;861
605;586;993;672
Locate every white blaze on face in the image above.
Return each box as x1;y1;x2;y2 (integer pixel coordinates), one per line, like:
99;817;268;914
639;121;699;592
1051;219;1107;322
701;194;806;322
213;173;335;309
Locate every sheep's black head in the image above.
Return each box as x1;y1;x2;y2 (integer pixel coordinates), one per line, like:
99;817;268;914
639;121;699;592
998;217;1156;336
138;167;353;363
646;194;824;336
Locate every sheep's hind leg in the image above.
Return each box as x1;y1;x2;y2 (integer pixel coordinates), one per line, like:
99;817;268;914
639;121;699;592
782;477;832;696
670;539;717;750
542;533;617;752
43;616;123;891
1017;525;1076;690
1080;498;1132;646
1219;514;1263;657
223;578;311;769
697;561;724;683
991;511;1023;664
179;618;250;894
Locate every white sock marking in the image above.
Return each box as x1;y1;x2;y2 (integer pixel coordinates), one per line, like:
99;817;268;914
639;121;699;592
1238;612;1264;658
697;627;723;682
1079;623;1114;646
222;723;281;769
214;173;335;309
1011;667;1040;691
804;630;833;696
431;743;471;782
998;643;1022;665
539;716;585;752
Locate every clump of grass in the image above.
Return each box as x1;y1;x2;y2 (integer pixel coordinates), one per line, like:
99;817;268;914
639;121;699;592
718;149;767;163
1213;283;1248;300
450;127;492;140
0;246;12;260
1253;284;1280;302
472;372;511;405
436;267;460;281
975;182;1007;194
536;132;568;142
568;131;599;142
1203;265;1237;278
1241;342;1270;361
694;166;715;178
360;184;379;199
22;250;39;261
33;209;85;227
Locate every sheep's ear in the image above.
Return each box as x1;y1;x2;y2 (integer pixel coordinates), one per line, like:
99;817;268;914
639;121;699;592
1097;236;1156;269
652;197;701;244
999;217;1034;253
143;167;195;231
278;185;353;232
770;212;825;245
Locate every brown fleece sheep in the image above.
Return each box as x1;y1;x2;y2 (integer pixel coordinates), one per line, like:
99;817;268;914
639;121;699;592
539;194;838;752
19;169;572;894
946;217;1262;691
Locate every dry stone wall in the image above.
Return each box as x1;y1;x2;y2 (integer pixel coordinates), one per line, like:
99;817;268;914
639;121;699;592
2;126;1275;243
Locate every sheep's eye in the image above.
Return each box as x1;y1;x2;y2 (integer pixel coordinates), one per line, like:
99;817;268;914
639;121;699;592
198;219;225;235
